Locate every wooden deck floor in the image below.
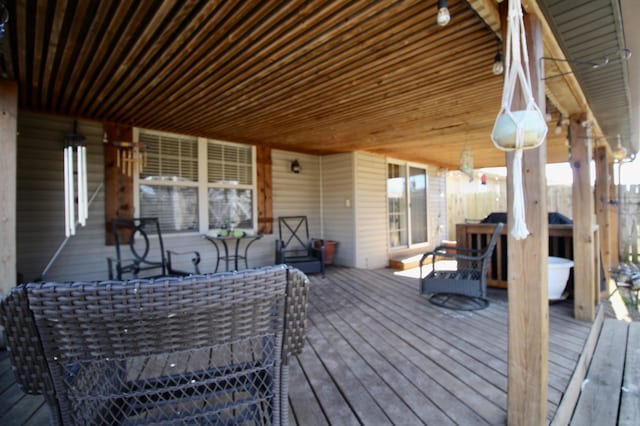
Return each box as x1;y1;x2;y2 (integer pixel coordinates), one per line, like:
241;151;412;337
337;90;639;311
0;267;594;425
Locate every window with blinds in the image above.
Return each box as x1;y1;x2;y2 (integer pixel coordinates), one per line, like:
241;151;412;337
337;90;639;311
207;140;254;230
136;130;256;234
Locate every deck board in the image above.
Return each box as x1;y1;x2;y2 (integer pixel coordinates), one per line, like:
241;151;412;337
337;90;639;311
619;322;640;426
0;267;599;425
570;319;628;426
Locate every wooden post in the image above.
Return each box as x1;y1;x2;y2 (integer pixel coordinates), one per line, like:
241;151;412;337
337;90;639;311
256;145;273;234
104;123;134;245
609;161;620;265
506;11;549;425
0;81;18;295
594;146;611;286
570;114;596;321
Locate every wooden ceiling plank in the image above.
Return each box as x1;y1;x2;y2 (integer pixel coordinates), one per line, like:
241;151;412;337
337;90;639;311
15;0;29;107
127;0;392;125
72;1;165;117
181;60;500;144
30;0;48;109
102;0;236;117
193;24;493;132
217;61;497;138
116;0;298;121
173;5;485;132
49;1;95;112
40;0;68;109
173;1;436;129
87;1;197;117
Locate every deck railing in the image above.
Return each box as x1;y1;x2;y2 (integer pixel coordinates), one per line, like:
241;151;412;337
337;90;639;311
455;223;574;288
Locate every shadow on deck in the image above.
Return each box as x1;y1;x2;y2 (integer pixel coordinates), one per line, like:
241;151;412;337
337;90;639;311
0;267;601;425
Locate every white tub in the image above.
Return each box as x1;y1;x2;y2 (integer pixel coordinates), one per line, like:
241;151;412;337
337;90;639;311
548;256;574;300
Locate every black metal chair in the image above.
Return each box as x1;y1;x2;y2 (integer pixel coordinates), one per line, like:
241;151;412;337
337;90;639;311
419;222;504;310
276;216;326;277
107;217;201;279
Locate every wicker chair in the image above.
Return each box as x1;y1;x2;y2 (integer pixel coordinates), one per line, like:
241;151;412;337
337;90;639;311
0;265;309;425
420;222;504;310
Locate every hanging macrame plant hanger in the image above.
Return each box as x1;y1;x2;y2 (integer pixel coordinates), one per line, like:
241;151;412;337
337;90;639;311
491;0;548;240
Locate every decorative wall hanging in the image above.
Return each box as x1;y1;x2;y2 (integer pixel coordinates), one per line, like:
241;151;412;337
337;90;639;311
490;0;548;239
63;125;88;237
113;140;147;177
460;142;474;182
104;131;147;177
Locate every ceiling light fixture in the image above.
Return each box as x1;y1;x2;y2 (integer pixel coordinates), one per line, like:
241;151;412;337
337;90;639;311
554;116;563;135
612;135;628;161
437;0;450;26
492;51;504;75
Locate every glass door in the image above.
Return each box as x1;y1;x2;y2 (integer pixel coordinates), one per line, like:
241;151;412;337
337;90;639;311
410;167;428;244
388;163;428;248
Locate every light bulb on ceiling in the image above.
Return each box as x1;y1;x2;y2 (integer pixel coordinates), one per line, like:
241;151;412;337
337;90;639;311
437;0;450;26
492;52;504;75
554;117;563;135
612;135;627;161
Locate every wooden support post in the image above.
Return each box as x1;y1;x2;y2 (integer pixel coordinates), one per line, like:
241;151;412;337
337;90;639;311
594;146;611;286
256;145;273;234
104;123;134;245
609;161;620;265
0;81;18;295
506;11;549;425
570;114;596;321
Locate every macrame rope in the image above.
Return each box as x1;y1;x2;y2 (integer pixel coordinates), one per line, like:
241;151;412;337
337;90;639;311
490;0;548;240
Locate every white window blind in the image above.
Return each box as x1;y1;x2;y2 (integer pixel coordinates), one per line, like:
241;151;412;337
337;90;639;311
207;141;253;185
140;132;198;181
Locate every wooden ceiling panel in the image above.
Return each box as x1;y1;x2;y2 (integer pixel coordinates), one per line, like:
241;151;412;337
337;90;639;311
3;0;585;169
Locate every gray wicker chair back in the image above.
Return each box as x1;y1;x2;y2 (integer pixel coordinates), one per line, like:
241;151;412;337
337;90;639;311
275;216;325;277
0;265;309;425
419;223;504;310
108;217;201;280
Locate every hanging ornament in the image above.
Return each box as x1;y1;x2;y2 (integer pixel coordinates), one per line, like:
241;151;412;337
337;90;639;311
490;0;548;240
460;142;474;182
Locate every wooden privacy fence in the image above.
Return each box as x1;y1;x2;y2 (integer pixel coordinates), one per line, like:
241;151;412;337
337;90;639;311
619;184;640;264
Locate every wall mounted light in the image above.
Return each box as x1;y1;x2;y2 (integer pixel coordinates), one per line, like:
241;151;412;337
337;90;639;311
291;159;301;174
492;51;504;75
437;0;450;26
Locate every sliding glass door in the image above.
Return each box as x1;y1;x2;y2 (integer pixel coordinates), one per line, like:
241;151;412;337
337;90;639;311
388;163;428;248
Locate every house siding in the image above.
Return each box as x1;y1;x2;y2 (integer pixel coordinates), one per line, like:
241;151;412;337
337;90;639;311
16;112;448;282
17;113;110;282
321;153;356;267
354;153;389;269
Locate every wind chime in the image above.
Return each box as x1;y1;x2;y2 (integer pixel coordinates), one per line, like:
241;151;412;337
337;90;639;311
63;124;88;237
490;0;548;239
105;130;147;177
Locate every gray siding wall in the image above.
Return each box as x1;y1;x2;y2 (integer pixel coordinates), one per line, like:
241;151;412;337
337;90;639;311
320;153;355;267
16;112;447;281
17;113;110;282
354;153;389;269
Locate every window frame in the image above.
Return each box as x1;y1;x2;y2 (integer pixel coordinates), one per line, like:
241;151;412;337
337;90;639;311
133;128;258;235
